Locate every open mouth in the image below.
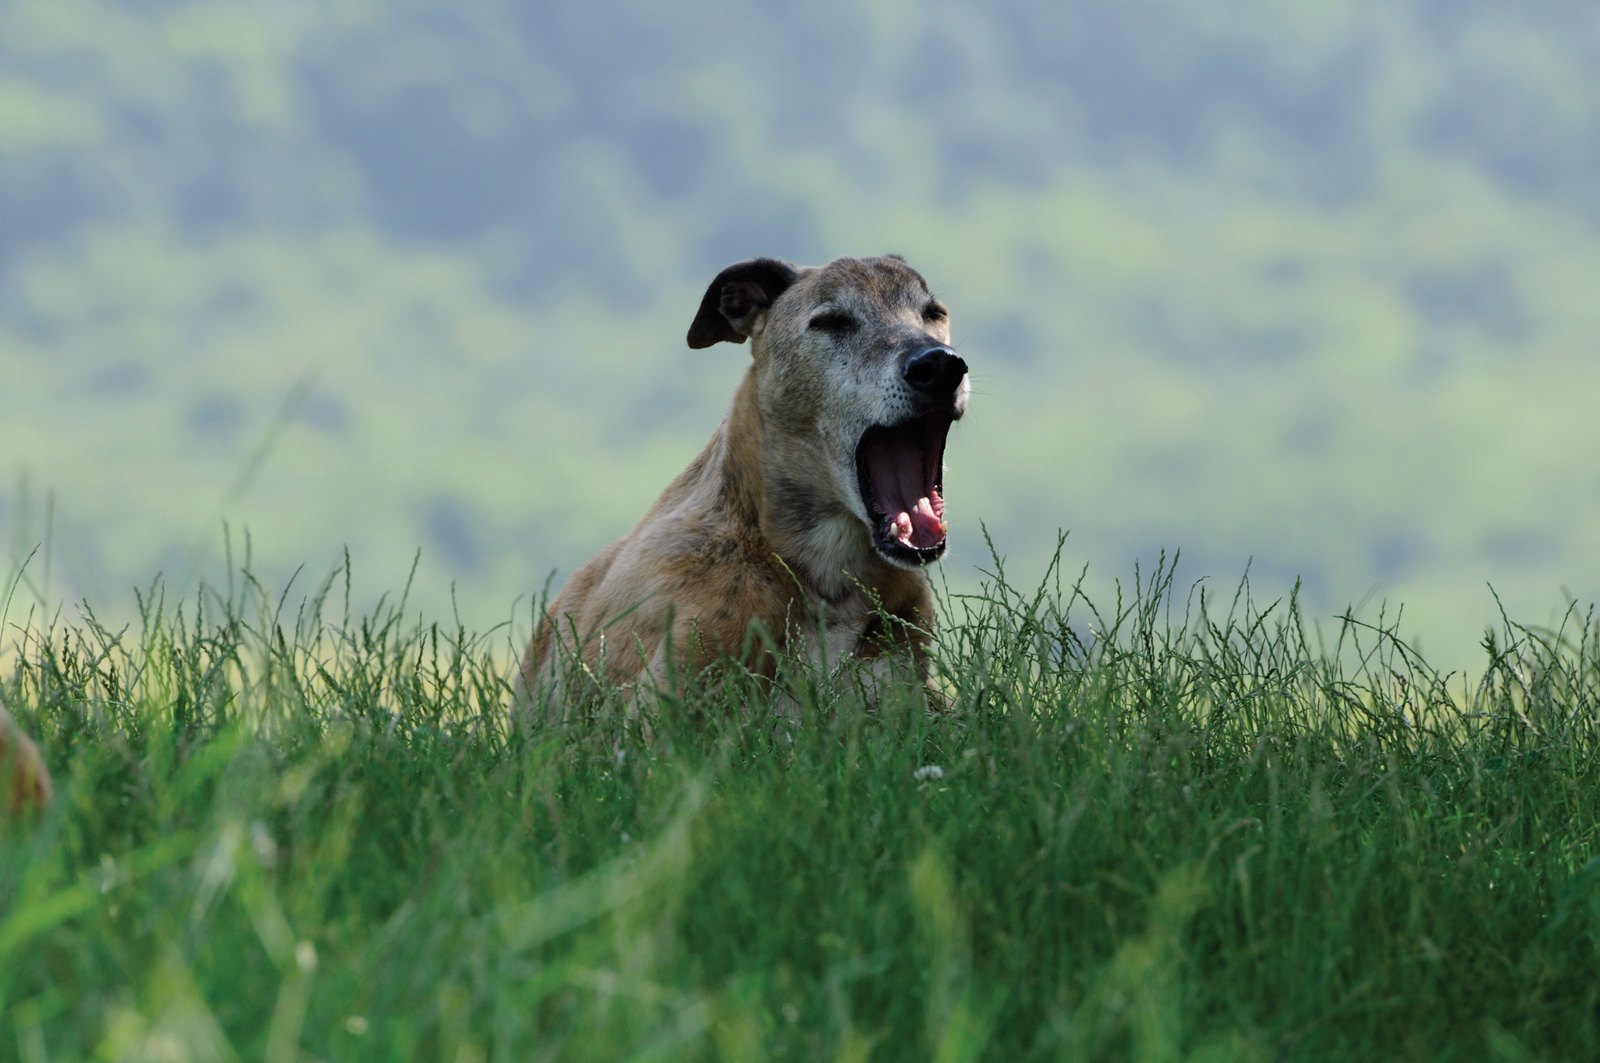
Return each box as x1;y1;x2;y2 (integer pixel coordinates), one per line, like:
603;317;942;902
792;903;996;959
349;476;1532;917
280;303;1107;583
855;410;954;565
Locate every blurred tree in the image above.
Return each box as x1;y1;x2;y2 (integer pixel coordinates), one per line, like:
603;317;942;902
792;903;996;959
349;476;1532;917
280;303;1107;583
2;0;1598;665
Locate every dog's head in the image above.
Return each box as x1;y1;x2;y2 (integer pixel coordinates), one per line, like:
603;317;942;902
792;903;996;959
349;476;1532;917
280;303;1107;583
688;254;969;568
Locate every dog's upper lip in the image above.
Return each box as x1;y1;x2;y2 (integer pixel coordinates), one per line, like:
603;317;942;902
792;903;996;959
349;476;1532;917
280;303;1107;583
855;410;953;562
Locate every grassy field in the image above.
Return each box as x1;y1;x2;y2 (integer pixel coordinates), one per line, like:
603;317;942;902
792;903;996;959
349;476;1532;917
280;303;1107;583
2;549;1598;1062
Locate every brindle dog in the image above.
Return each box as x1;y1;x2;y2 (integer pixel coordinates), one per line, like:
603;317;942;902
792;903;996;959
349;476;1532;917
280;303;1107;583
518;254;970;718
0;704;51;817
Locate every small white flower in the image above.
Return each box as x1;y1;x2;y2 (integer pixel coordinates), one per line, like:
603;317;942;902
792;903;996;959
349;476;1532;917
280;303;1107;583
250;820;278;869
913;765;944;782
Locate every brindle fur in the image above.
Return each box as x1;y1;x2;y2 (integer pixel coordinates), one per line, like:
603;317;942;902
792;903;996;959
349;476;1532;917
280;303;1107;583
0;704;52;817
518;254;968;719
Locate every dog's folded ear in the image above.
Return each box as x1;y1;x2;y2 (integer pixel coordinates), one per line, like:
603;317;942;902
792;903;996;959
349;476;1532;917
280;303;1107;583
686;258;800;348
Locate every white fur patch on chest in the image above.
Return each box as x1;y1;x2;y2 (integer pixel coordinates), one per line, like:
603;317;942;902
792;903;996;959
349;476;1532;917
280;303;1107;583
791;607;869;672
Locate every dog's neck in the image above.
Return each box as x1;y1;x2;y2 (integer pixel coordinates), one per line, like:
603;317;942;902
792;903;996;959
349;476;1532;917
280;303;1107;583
709;369;889;607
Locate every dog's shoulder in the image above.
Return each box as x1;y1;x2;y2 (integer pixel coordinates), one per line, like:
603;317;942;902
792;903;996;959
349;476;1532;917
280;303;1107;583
645;511;792;616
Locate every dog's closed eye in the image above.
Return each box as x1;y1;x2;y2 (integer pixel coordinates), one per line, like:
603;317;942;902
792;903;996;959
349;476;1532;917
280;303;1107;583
808;311;860;335
923;301;948;323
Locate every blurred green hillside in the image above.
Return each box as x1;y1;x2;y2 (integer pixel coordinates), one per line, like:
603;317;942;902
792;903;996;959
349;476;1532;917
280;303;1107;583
3;0;1599;666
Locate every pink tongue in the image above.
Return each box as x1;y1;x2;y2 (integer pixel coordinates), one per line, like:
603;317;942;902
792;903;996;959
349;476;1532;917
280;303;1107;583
890;490;946;549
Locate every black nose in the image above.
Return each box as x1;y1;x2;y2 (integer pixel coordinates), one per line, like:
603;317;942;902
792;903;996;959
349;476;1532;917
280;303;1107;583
902;346;968;396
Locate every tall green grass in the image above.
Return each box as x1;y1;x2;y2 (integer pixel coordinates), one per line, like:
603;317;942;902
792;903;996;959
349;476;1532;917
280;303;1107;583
2;546;1598;1061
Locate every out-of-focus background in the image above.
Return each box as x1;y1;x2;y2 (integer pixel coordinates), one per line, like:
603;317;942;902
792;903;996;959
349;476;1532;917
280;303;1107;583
3;0;1598;667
